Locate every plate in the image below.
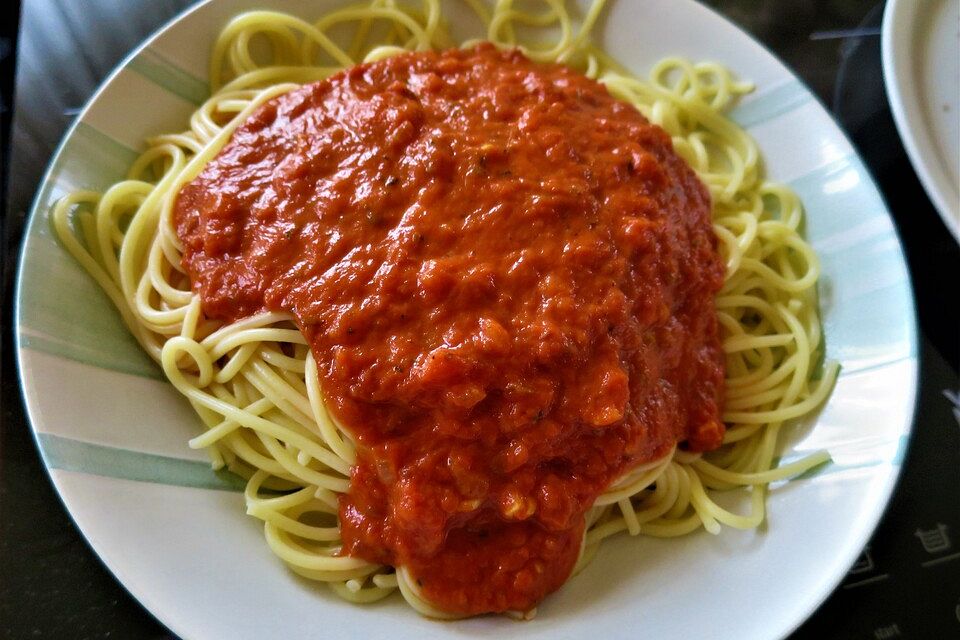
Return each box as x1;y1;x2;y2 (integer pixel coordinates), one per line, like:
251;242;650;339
15;1;919;638
882;0;960;242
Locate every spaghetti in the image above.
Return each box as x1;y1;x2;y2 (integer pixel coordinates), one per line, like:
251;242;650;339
52;0;838;618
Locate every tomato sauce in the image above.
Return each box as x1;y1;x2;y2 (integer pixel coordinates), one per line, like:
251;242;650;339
174;44;725;615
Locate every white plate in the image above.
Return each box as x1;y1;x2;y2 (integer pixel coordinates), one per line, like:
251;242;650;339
882;0;960;242
15;1;919;639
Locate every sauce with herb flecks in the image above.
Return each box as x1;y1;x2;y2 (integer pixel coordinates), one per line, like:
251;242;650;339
174;44;726;615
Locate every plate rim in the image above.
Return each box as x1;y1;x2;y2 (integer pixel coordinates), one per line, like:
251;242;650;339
14;1;921;638
881;0;960;243
12;1;220;637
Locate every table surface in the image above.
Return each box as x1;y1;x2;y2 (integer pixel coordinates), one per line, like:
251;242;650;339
1;1;958;638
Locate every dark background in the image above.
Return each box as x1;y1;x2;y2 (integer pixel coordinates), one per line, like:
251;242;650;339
1;1;958;638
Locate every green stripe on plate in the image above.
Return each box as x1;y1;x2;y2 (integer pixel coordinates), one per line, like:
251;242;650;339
776;437;907;482
27;122;138;238
36;429;898;492
38;433;245;492
128;48;210;106
20;332;163;380
44;122;139;200
127;46;813;131
788;153;916;370
18;220;162;380
730;78;810;128
16;120;160;378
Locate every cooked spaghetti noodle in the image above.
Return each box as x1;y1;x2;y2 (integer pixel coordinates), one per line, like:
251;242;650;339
52;0;838;618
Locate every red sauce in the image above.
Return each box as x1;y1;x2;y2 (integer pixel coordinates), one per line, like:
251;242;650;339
175;44;725;615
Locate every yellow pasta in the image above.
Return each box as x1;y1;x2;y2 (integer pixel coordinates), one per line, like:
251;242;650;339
52;0;837;617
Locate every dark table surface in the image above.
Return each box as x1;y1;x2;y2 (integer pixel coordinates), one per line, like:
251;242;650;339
1;1;958;638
